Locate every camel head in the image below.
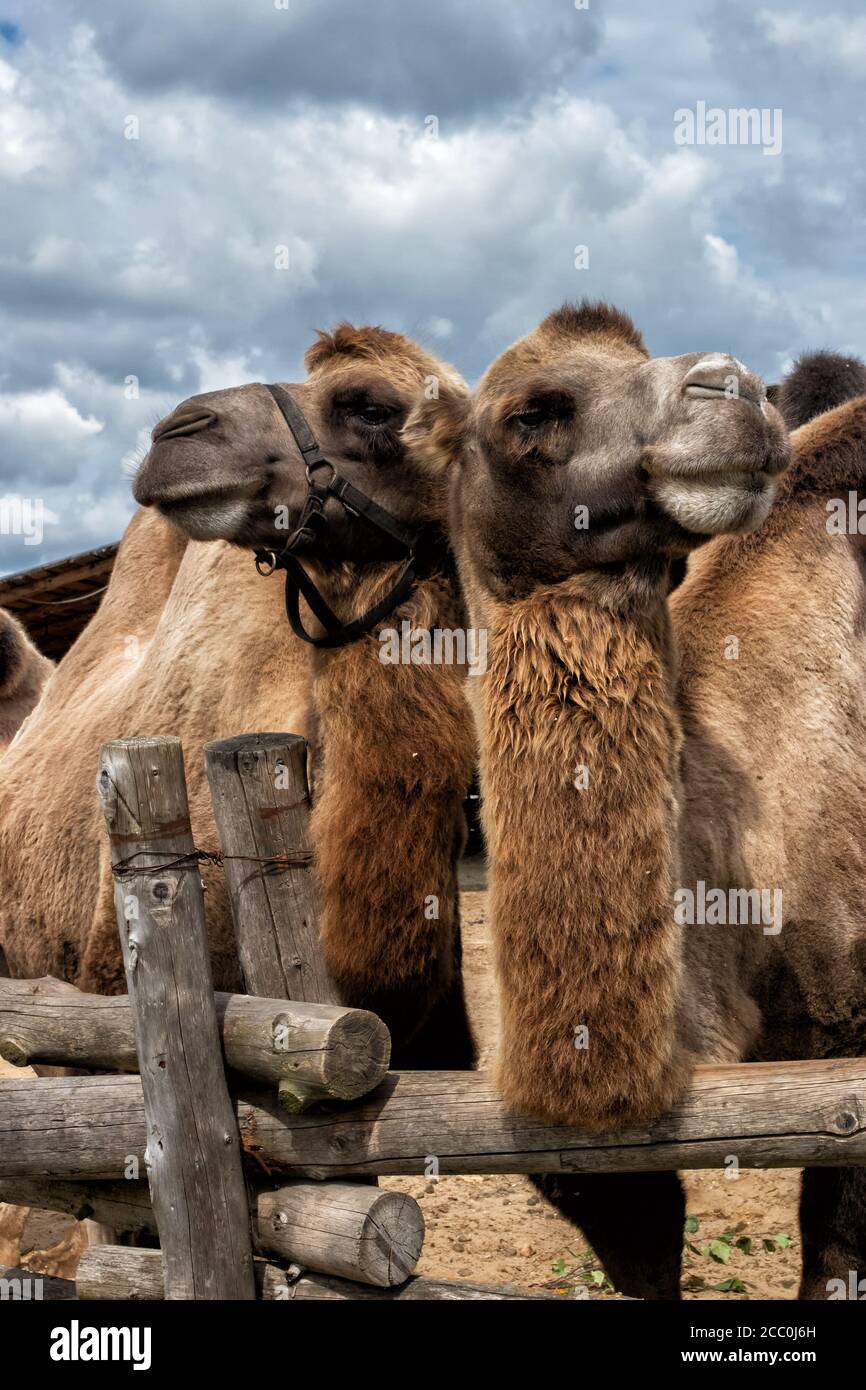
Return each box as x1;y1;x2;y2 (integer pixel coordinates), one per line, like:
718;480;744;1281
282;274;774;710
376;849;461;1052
134;325;467;565
407;301;790;598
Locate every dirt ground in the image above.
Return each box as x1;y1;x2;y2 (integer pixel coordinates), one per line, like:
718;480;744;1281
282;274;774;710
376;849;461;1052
381;888;802;1301
3;881;802;1299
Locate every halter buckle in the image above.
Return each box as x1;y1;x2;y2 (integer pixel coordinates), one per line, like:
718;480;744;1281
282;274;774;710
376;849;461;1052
305;458;337;487
255;551;278;576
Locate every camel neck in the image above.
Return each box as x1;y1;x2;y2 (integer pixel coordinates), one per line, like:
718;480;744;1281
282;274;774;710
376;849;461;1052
306;569;476;1052
478;570;691;1126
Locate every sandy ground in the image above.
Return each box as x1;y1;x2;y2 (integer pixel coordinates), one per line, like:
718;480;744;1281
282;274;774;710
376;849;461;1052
2;879;802;1298
380;888;802;1301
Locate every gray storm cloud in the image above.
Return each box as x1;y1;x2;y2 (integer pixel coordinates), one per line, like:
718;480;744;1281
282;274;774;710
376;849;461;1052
0;0;863;571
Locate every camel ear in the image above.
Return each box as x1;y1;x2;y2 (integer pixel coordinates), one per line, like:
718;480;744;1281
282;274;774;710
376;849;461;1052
402;388;469;474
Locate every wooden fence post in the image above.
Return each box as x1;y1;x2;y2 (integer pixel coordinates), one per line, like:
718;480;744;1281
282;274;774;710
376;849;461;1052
205;733;342;1113
205;733;337;1005
97;735;255;1300
204;732;392;1279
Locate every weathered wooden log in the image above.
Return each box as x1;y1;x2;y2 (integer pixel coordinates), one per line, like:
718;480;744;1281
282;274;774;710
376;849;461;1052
0;978;389;1103
0;977;81;1068
3;1059;866;1179
76;1247;555;1301
0;1039;113;1265
276;1271;558;1301
255;1182;422;1285
205;734;338;1005
0;1176;420;1285
76;1248;279;1301
98;736;255;1300
0;1178;154;1234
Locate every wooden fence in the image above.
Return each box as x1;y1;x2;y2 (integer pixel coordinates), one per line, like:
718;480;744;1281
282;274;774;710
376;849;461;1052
1;734;865;1301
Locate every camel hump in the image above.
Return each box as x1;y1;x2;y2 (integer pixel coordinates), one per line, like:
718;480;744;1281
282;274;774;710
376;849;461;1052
771;351;866;500
775;350;866;431
784;392;866;500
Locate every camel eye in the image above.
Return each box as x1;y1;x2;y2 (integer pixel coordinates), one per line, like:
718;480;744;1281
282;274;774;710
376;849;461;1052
354;402;394;427
512;394;573;430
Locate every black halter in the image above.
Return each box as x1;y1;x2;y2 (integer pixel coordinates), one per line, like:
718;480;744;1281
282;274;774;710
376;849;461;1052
254;383;431;648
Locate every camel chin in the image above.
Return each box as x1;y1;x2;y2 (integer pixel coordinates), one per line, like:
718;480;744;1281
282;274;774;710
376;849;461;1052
156;495;252;543
651;473;777;536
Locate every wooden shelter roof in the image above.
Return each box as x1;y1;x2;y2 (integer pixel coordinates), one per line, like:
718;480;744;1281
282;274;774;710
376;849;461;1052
0;543;118;660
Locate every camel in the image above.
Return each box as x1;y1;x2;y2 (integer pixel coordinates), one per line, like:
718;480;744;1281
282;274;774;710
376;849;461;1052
0;608;52;755
404;300;866;1298
0;324;477;1070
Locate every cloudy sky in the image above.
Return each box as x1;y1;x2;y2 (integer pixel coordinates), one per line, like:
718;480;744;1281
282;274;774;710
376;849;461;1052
0;0;863;572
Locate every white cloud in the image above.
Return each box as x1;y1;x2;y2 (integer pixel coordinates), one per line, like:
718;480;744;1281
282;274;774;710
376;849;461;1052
425;317;454;340
188;346;259;395
758;9;866;76
704;234;740;287
0;388;102;446
0;57;51;174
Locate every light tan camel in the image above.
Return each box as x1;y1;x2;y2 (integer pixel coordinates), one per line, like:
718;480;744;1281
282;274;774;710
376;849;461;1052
0;325;476;1069
0;608;52;755
406;300;866;1298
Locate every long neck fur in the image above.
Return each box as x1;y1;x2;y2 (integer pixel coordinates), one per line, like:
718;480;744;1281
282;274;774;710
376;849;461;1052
308;561;477;1054
478;568;692;1126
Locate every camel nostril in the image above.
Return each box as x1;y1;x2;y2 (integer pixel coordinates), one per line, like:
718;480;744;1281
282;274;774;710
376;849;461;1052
683;356;764;407
152;409;218;442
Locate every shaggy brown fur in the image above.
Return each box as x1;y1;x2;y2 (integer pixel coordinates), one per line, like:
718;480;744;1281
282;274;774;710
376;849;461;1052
480;573;691;1125
310;563;476;1061
0;325;476;1067
540;300;649;356
0;608;53;753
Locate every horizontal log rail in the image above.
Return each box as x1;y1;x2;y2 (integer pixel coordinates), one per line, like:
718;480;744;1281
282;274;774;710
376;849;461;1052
74;1248;557;1302
0;1176;153;1233
0;977;389;1106
2;1059;864;1180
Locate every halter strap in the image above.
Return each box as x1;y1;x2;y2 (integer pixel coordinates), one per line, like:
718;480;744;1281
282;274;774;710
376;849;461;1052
265;383;329;471
255;382;438;648
279;552;421;648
